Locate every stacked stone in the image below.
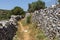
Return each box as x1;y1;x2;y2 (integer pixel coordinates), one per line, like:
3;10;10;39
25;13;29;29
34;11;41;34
32;6;60;40
0;23;17;40
0;15;22;40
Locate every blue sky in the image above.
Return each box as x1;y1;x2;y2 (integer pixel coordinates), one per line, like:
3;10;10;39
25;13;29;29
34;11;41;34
0;0;57;11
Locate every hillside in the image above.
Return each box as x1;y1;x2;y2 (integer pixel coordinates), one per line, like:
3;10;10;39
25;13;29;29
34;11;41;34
0;9;11;20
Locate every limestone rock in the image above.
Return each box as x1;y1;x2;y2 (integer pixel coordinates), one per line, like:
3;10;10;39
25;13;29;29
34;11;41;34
32;5;60;40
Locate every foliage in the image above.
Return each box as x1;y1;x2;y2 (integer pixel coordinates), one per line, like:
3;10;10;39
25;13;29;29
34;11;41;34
26;15;31;24
35;29;48;40
0;6;25;20
11;6;25;16
28;0;45;12
21;14;31;26
28;23;48;40
0;10;12;20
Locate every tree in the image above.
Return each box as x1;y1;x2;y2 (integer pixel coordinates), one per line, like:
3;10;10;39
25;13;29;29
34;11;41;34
12;6;25;16
58;0;60;4
28;0;45;12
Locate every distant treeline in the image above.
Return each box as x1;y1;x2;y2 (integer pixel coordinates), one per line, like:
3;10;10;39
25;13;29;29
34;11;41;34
0;0;59;20
0;6;25;20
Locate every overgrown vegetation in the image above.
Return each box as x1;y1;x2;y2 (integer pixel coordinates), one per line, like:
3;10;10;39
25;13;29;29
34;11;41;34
28;0;45;12
0;0;59;40
0;10;12;20
20;14;48;40
11;6;25;16
21;14;31;26
0;6;25;20
26;15;31;24
28;23;48;40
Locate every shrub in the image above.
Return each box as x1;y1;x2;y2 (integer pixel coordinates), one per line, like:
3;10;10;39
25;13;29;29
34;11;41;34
28;0;46;12
26;15;31;24
11;6;25;16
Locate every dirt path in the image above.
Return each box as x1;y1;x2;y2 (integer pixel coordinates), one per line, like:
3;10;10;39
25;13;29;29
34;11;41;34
18;21;31;40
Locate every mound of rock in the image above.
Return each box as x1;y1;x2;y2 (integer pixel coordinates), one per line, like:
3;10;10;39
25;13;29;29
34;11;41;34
32;5;60;40
0;15;22;40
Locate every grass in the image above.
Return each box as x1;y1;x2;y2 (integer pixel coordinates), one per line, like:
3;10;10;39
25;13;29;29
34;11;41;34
28;23;48;40
13;14;48;40
21;18;27;26
13;22;48;40
13;13;59;40
20;15;48;40
21;18;48;40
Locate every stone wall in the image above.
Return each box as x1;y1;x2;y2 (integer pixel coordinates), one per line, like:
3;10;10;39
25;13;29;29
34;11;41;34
32;5;60;40
0;15;22;40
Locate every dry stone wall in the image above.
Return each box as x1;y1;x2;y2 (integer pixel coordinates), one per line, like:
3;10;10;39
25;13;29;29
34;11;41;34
0;15;22;40
32;5;60;40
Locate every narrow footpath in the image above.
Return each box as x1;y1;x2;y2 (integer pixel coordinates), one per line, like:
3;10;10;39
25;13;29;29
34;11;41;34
18;20;31;40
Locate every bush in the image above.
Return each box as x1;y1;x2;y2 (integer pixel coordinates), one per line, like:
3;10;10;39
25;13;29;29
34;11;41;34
11;6;25;16
0;6;25;20
26;15;31;24
0;10;12;20
28;0;45;12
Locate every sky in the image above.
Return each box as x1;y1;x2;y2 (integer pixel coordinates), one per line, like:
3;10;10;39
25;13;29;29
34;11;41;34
0;0;57;11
